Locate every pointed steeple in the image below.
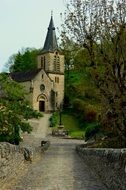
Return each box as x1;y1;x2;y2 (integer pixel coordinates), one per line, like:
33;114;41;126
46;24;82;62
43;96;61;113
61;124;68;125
43;15;58;52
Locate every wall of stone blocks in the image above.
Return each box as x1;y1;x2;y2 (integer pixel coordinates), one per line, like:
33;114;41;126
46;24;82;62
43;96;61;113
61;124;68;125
0;142;49;188
76;145;126;190
37;52;64;73
0;142;24;186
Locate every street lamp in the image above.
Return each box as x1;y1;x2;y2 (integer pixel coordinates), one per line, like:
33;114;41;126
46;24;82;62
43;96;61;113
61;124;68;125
59;103;63;126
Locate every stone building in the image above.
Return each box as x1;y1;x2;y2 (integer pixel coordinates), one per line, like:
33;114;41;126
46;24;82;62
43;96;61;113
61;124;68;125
11;16;64;112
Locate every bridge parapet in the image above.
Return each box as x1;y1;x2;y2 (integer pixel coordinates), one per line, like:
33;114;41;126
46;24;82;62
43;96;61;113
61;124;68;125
76;145;126;190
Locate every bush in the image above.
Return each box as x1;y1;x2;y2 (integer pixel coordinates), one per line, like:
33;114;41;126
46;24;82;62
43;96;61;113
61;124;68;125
73;99;86;112
49;112;59;127
73;99;98;122
23;106;43;119
85;124;100;141
84;108;97;122
85;88;95;99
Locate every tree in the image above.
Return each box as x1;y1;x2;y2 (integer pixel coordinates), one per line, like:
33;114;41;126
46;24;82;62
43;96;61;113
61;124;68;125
59;38;77;76
61;0;126;146
6;48;40;73
0;73;41;144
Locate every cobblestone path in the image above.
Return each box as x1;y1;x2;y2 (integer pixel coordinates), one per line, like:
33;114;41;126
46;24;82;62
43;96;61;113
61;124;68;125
4;114;107;190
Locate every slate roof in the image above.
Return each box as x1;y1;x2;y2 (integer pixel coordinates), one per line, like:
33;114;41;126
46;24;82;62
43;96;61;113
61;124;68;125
43;16;58;52
10;69;41;82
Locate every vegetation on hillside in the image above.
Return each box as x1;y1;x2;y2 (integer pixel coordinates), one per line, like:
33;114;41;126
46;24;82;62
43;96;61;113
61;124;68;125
61;0;126;147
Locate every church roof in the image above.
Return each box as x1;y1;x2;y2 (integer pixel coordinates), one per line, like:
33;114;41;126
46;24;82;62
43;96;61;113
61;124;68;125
10;69;41;82
43;16;58;52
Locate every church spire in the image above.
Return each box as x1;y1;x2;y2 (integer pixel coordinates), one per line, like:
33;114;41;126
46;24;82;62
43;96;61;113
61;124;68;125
43;15;58;52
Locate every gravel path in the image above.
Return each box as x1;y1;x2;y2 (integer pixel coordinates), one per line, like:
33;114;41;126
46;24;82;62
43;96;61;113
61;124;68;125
4;114;107;190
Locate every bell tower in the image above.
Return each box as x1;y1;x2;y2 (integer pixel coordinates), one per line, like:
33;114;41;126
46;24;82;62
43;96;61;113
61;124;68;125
37;15;64;111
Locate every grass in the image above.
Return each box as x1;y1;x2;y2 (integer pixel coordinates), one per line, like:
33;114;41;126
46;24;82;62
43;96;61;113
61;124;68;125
61;113;85;139
52;111;99;139
69;131;85;138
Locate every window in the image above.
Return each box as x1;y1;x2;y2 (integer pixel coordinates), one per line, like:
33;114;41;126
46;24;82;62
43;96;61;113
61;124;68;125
54;58;56;71
44;56;46;65
41;56;46;70
53;54;60;72
40;84;45;91
55;77;59;83
57;56;60;62
56;63;60;72
41;57;43;64
29;86;34;93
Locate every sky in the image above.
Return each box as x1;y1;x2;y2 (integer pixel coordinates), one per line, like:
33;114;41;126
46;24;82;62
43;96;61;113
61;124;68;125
0;0;66;72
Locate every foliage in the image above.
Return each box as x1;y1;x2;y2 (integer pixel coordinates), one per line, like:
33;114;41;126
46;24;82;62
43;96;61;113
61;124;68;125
99;136;126;148
59;35;78;72
49;112;59;127
85;123;100;141
84;107;97;123
22;106;43;120
62;113;85;138
61;0;126;146
50;111;85;138
0;73;42;144
6;48;40;72
73;99;86;113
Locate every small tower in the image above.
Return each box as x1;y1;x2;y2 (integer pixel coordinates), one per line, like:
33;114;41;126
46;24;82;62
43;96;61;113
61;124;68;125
37;15;64;111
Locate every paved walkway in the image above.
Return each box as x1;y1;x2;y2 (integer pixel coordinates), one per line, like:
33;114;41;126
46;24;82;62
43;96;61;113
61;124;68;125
21;114;51;147
4;114;107;190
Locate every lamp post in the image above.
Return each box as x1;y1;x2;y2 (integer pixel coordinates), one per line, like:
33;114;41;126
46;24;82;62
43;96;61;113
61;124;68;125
59;103;62;126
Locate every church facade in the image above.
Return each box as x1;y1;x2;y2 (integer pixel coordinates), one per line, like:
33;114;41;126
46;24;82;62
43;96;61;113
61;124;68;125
11;16;64;112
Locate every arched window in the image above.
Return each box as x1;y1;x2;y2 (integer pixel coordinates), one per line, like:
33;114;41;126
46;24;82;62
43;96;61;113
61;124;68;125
54;53;60;72
55;77;59;83
41;56;45;70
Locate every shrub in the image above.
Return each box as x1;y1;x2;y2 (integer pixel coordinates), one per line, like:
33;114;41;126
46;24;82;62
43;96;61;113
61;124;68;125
23;106;43;119
85;124;100;141
73;99;86;112
85;88;95;99
84;109;97;122
49;112;59;127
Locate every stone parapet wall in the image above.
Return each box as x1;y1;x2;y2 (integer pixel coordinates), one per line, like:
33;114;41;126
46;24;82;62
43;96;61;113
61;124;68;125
0;142;24;186
76;145;126;190
0;141;50;187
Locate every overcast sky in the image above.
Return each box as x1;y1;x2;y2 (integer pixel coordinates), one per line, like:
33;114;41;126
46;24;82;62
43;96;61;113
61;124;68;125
0;0;66;72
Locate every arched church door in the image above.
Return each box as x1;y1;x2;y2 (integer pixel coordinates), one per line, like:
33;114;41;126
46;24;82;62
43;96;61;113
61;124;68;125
39;101;45;112
37;94;48;112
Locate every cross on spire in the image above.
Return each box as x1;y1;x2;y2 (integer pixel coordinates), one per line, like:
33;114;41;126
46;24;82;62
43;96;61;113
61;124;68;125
51;10;53;17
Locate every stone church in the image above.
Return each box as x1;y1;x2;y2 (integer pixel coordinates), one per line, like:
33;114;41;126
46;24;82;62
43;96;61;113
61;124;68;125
11;16;64;112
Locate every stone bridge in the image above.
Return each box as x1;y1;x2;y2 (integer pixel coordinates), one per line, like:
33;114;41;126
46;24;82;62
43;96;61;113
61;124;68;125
0;114;126;190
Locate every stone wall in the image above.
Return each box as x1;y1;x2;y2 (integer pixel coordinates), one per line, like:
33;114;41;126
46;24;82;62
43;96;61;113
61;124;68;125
0;141;50;187
0;142;24;186
76;145;126;190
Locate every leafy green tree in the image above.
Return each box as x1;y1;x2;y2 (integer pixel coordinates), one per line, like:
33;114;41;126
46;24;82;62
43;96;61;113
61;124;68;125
61;0;126;146
7;48;40;72
0;73;41;144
